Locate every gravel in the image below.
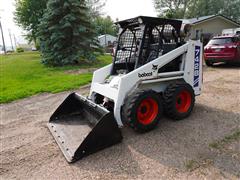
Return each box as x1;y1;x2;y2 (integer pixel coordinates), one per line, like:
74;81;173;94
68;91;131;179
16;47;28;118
0;64;240;179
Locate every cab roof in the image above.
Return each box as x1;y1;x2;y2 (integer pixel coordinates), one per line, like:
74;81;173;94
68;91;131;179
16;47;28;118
115;16;182;34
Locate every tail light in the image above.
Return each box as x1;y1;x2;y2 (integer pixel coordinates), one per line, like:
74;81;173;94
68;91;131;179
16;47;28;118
224;44;238;53
204;46;212;53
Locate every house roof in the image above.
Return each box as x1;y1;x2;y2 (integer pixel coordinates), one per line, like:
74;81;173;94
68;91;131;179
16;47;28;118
181;15;240;26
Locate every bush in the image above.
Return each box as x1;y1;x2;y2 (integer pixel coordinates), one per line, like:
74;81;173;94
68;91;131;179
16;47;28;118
16;47;24;53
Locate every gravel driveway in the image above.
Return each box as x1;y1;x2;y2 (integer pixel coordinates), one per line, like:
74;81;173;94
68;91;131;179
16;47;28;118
1;64;240;179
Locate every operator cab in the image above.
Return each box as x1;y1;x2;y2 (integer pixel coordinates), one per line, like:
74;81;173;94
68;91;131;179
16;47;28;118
111;16;183;75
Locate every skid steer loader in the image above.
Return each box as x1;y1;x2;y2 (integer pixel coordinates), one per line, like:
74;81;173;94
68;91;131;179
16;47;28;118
48;16;203;163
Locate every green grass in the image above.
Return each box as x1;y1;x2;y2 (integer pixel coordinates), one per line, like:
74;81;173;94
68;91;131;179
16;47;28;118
0;52;112;103
209;130;240;149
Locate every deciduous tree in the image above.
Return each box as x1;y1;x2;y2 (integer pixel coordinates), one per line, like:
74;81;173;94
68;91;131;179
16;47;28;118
94;16;117;36
186;0;240;22
154;0;190;18
154;0;240;22
14;0;47;46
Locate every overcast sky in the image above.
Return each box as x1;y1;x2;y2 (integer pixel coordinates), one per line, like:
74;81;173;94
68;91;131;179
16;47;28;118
0;0;157;47
104;0;156;21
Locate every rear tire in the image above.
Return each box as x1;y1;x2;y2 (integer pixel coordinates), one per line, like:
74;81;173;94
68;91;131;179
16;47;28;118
163;82;195;120
123;90;163;133
205;60;213;66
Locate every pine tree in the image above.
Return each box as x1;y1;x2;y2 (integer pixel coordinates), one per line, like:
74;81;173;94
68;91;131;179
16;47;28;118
38;0;98;66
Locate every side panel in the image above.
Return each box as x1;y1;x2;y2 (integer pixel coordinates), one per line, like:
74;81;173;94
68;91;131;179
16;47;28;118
89;64;112;97
91;64;112;83
183;40;203;95
193;46;201;91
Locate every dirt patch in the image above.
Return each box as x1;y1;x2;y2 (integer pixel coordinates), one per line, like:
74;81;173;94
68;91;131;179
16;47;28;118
1;64;240;179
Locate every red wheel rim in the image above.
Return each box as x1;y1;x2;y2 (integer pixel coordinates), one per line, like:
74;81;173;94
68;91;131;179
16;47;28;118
137;98;159;125
176;90;192;113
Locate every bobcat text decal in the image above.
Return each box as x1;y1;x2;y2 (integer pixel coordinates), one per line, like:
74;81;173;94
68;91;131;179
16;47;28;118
194;46;200;87
138;72;153;78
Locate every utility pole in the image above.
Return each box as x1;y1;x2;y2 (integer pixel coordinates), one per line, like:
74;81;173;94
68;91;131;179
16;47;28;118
13;34;17;48
8;29;14;51
104;21;107;52
105;23;107;47
0;19;6;54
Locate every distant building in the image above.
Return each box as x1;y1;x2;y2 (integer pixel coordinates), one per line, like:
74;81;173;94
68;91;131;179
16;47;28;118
98;34;117;47
17;43;32;51
222;28;240;36
181;15;240;45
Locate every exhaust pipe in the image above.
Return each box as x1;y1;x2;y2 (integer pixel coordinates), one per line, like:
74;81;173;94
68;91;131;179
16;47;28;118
47;93;122;163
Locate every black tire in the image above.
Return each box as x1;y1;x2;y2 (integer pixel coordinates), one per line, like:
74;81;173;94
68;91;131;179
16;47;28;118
163;82;195;120
122;89;163;133
205;60;213;66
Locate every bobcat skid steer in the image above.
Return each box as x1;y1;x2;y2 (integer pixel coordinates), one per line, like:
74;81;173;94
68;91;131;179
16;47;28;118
48;16;203;163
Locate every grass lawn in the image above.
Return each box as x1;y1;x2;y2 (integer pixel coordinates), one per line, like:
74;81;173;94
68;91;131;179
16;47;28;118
0;52;112;103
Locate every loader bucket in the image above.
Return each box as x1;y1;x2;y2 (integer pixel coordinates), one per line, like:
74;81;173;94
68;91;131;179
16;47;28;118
47;93;122;163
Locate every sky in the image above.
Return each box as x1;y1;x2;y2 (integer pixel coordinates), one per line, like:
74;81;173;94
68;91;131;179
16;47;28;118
104;0;157;21
0;0;157;47
0;0;26;47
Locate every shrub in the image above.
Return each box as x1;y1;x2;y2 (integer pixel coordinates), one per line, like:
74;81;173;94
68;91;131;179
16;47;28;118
16;47;24;53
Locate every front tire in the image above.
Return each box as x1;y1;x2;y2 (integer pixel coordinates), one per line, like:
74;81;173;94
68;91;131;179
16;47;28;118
123;90;163;133
163;82;195;120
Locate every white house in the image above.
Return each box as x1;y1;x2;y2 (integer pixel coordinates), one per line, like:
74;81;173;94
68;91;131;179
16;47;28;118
181;15;240;45
98;34;117;47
